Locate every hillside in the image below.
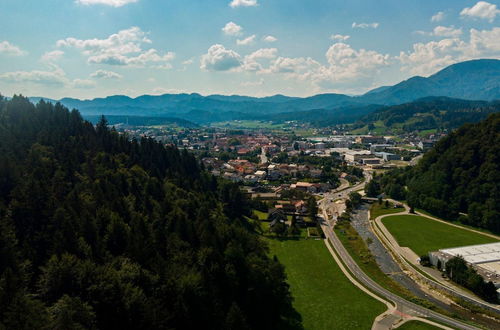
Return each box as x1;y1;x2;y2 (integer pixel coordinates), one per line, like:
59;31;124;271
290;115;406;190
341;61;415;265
353;97;500;134
0;96;299;329
362;59;500;104
28;59;500;123
375;113;500;233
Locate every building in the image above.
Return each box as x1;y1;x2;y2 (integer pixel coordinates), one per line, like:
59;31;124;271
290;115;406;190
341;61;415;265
355;136;386;145
375;152;401;162
429;242;500;288
344;150;372;163
370;144;393;153
418;140;435;151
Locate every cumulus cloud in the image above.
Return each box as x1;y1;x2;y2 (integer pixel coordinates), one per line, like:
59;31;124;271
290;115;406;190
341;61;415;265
0;41;26;56
352;22;379;29
0;66;67;86
311;43;389;88
229;0;258;8
0;65;95;89
200;44;242;71
416;26;462;38
263;35;277;43
431;11;445;22
330;34;350;41
222;22;243;36
237;35;256;46
242;48;278;71
75;0;138;7
460;1;500;22
57;26;174;68
91;69;123;79
398;27;500;76
41;50;64;62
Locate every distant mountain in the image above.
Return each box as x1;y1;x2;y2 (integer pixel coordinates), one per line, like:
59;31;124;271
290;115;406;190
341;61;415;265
361;59;500;104
27;59;500;124
354;97;500;134
83;115;198;128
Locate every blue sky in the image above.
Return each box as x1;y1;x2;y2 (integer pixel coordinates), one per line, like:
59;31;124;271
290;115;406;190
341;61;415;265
0;0;499;99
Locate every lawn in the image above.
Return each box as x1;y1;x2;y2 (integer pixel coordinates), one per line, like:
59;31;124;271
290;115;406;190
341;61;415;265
370;202;405;220
267;238;386;329
397;320;440;330
382;215;498;256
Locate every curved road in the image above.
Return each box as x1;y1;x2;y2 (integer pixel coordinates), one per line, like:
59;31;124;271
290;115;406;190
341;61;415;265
319;217;478;330
318;173;479;330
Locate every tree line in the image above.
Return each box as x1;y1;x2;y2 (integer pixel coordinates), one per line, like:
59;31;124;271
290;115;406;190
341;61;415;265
366;113;500;233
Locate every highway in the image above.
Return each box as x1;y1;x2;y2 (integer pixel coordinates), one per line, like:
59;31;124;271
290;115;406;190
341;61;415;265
318;175;479;330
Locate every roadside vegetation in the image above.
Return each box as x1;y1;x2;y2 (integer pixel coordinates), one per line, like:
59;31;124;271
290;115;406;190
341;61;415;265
369;200;405;220
382;215;498;256
396;320;440;330
334;219;433;308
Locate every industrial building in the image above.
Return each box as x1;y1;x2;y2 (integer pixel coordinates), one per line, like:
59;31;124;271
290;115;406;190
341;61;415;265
429;242;500;288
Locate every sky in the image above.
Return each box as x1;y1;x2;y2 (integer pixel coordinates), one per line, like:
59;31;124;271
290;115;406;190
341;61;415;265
0;0;499;99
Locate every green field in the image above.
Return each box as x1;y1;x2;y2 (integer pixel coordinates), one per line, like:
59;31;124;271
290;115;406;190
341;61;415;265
211;120;284;129
370;202;405;220
382;215;498;256
397;320;440;330
267;238;386;329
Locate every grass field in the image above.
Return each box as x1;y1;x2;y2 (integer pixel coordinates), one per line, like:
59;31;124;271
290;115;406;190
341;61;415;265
382;215;498;256
267;238;386;329
397;320;440;330
370;202;405;220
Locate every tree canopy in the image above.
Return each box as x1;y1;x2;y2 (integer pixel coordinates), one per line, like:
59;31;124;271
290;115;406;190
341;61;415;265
0;96;300;329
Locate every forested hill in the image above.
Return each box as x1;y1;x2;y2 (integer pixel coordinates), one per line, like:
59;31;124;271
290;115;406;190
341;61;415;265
372;113;500;233
0;96;299;329
353;97;500;134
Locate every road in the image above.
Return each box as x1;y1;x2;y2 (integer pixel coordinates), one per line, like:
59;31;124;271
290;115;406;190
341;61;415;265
317;174;479;330
319;216;478;330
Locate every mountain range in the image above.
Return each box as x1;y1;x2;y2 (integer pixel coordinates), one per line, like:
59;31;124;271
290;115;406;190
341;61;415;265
27;59;500;124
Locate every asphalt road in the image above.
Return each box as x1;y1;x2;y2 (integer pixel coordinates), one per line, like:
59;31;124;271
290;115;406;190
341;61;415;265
319;217;478;330
317;174;479;330
350;204;454;313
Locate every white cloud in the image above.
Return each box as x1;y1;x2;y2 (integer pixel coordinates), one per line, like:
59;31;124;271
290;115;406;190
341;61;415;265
237;35;256;46
263;35;277;43
91;69;123;79
311;43;389;88
433;26;462;38
269;56;320;74
229;0;258;8
41;50;64;62
57;26;174;68
222;22;243;36
431;11;445;22
72;79;96;89
75;0;138;7
460;1;500;22
182;58;194;65
352;22;379;29
398;27;500;76
416;26;462;38
241;78;264;87
0;41;26;56
242;48;278;71
330;34;350;41
0;66;67;86
200;44;242;71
